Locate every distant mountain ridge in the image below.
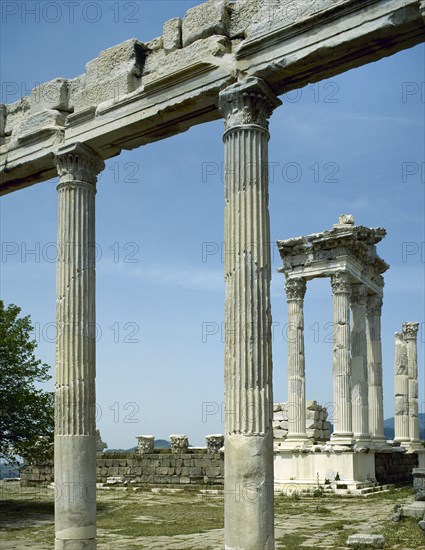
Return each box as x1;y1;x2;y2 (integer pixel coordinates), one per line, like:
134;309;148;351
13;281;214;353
384;413;425;440
106;438;171;453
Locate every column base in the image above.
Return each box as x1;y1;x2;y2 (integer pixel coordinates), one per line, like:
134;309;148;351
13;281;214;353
393;437;411;445
404;441;425;452
279;435;312;450
352;435;372;448
369;437;388;449
330;433;354;446
55;539;96;549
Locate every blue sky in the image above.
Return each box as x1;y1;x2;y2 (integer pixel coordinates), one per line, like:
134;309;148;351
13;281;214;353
1;1;424;448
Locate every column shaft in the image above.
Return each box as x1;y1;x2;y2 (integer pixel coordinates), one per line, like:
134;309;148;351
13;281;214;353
394;332;409;442
285;278;308;442
366;295;385;444
331;272;353;444
219;77;281;550
54;143;104;550
403;322;420;446
350;284;370;444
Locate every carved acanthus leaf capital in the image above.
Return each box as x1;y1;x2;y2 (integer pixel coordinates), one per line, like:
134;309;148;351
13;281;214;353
402;322;419;340
218;77;281;132
366;294;383;316
285;278;306;301
55;142;105;185
331;271;350;294
350;283;367;306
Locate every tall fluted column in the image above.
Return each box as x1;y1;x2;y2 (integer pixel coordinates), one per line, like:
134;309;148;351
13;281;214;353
403;322;420;448
350;284;370;445
330;271;353;445
218;77;281;550
366;294;385;444
394;332;410;442
54;142;104;550
285;277;309;445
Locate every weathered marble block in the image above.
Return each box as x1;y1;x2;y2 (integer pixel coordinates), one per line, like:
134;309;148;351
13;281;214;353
170;435;189;453
136;435;155;454
73;39;145;112
163;17;182;52
413;468;425;501
182;0;230;47
30;78;70;114
10;110;66;145
206;434;224;453
347;533;384;548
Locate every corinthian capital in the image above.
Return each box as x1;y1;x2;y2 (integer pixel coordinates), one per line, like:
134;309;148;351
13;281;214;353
402;322;420;340
218;77;281;132
55;142;105;185
331;271;350;294
285;278;306;301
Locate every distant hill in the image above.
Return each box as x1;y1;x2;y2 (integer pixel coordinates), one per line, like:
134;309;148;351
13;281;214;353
106;438;171;453
0;463;20;479
384;413;425;440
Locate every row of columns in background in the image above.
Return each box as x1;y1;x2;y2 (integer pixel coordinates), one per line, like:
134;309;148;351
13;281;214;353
285;274;385;447
53;77;277;549
394;322;421;446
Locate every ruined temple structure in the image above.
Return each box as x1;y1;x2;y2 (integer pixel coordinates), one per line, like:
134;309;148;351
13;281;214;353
275;216;424;492
2;1;425;549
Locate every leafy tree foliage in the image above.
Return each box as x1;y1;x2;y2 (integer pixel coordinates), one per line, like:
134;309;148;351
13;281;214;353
0;301;54;464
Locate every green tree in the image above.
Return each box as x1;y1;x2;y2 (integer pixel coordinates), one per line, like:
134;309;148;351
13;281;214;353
0;301;54;464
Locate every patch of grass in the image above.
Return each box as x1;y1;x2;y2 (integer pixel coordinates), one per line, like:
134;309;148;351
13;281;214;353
311;504;332;515
321;519;351;531
276;532;311;549
96;495;224;537
381;516;425;548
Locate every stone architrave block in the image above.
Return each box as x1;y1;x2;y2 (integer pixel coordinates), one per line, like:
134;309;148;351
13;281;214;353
163;17;182;52
11;110;66;144
182;0;230;47
30;78;70;114
170;435;189;453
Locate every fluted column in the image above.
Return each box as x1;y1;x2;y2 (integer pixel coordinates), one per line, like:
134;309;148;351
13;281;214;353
330;272;353;445
366;294;385;444
403;322;420;448
394;331;410;442
218;77;281;550
54;142;104;550
350;284;370;445
285;277;309;444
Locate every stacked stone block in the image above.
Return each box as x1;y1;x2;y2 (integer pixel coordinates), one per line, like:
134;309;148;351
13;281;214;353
273;401;331;442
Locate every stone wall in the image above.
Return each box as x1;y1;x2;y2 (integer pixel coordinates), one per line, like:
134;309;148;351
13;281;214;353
273;401;331;442
375;450;418;485
20;449;224;487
